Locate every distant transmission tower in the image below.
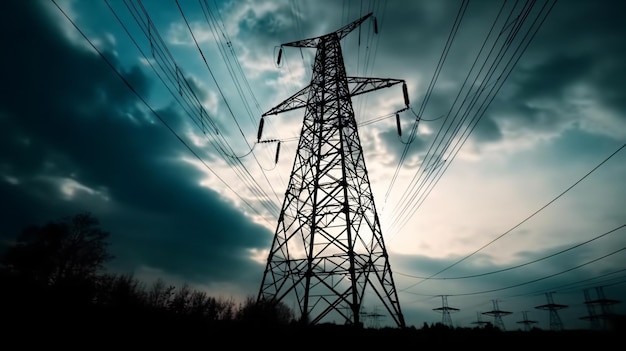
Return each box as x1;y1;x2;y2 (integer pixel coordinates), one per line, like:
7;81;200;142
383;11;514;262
433;295;459;328
516;311;538;331
360;306;385;329
535;292;567;331
472;312;490;328
580;286;620;331
482;299;512;331
257;12;409;328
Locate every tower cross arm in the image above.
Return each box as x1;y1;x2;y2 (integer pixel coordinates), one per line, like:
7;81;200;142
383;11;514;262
262;84;311;117
334;12;373;41
347;77;405;98
282;12;373;48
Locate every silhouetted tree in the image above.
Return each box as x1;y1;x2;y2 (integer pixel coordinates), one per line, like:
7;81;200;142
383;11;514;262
147;278;175;310
169;282;192;315
188;290;209;317
210;296;236;321
1;212;113;287
236;296;295;325
0;212;116;334
95;272;146;310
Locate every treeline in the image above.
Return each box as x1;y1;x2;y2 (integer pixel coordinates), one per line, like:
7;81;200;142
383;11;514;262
1;213;621;346
0;212;292;344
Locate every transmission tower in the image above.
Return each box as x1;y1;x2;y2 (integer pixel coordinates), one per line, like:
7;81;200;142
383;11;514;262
256;12;409;328
535;292;567;331
516;311;538;331
482;299;512;331
472;312;490;328
360;306;385;329
433;295;459;328
580;286;620;331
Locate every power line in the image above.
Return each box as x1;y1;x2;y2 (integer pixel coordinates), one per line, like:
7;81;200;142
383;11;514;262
114;0;281;218
388;0;515;229
197;0;289;187
386;0;558;235
396;223;626;280
401;141;626;291
446;246;626;297
505;268;626;299
383;0;469;208
174;0;283;208
52;0;275;227
386;0;521;232
403;245;626;298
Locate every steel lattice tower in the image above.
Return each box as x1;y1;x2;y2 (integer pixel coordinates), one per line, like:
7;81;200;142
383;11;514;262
535;292;567;331
482;299;512;331
580;286;620;330
257;13;407;328
433;295;459;328
516;311;538;331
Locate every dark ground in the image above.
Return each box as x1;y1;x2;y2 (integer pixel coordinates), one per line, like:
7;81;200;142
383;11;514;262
5;311;622;348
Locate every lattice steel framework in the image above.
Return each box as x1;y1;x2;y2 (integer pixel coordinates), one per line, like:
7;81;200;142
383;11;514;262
535;292;567;331
580;286;620;330
482;299;512;331
433;295;459;328
257;13;407;328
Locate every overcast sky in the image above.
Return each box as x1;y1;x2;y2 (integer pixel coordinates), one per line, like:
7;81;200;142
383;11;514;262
1;0;625;330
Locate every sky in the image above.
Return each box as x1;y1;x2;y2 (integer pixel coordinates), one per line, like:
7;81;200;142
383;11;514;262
1;0;625;330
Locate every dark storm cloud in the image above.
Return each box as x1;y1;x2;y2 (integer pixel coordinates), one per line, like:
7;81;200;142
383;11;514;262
0;1;270;285
471;115;502;142
514;55;589;102
343;0;626;155
485;0;626;137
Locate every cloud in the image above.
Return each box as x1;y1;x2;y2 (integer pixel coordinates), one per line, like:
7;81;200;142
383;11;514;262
0;1;271;291
230;0;295;41
477;0;626;145
166;21;216;46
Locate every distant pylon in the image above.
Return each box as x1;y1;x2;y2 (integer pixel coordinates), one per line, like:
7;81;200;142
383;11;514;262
257;13;409;328
433;295;459;328
580;286;620;331
516;311;538;331
482;299;512;331
535;292;567;331
360;306;385;329
472;312;490;328
581;288;601;330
